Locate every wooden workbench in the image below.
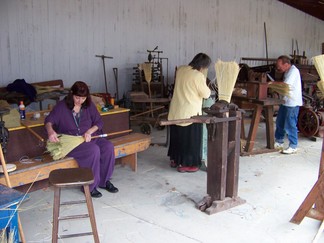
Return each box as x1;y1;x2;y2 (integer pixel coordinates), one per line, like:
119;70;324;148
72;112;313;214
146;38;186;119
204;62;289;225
231;96;284;156
5;108;130;163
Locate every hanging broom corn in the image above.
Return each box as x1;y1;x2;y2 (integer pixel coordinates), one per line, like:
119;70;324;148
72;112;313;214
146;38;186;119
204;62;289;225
215;60;240;103
139;62;154;116
313;55;324;98
268;82;292;98
46;134;108;160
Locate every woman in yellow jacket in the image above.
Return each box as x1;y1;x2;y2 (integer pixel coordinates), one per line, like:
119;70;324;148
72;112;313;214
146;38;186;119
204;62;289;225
168;53;211;172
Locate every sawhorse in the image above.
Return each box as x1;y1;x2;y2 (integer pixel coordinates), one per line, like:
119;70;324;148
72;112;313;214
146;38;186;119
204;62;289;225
290;138;324;242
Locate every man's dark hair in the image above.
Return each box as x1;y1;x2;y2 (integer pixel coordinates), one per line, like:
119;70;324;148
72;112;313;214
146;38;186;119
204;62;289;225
277;55;291;65
189;53;211;70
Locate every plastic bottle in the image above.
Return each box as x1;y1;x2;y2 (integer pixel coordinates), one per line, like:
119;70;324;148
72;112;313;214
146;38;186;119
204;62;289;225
19;101;26;120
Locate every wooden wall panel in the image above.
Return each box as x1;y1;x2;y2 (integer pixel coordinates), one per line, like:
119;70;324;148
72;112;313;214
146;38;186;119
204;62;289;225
0;0;323;97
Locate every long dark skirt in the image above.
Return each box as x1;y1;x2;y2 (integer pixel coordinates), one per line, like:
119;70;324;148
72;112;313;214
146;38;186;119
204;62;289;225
168;123;202;167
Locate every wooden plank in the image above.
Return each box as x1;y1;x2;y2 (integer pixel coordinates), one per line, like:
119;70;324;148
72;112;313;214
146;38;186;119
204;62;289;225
264;106;275;149
245;104;262;152
226;110;241;198
316;138;324;212
290;172;324;224
0;133;151;187
120;154;137;172
0;157;78;188
207;112;228;201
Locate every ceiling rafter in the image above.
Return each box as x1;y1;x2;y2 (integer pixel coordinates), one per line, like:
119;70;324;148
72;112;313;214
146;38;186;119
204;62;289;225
278;0;324;21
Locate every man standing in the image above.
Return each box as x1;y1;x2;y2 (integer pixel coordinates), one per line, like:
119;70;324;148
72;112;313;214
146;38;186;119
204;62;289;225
274;55;303;154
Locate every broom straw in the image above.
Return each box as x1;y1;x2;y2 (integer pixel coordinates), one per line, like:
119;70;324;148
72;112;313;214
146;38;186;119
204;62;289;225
313;54;324;82
215;60;240;103
268;82;292;97
139;62;154;116
46;130;132;160
313;55;324;97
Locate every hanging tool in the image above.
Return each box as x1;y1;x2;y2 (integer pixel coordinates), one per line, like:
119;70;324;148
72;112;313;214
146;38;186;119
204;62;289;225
113;67;119;101
295;40;299;55
264;22;269;66
147;46;158;62
95;55;113;94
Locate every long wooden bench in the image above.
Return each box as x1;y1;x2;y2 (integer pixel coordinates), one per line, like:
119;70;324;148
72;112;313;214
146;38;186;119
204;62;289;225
0;133;151;188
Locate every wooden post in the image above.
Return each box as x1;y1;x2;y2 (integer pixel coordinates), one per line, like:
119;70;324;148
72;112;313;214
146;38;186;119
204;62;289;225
226;110;242;197
203;108;246;215
206;111;228;201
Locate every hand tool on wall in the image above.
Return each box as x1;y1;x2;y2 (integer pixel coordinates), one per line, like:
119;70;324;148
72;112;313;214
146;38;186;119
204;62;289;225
113;67;119;101
264;22;269;66
95;55;113;94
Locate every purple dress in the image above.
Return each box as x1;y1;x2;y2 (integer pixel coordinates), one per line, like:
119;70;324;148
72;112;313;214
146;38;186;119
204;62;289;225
45;100;115;191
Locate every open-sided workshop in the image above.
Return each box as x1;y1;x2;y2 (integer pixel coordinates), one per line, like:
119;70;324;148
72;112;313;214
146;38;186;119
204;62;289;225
0;1;324;243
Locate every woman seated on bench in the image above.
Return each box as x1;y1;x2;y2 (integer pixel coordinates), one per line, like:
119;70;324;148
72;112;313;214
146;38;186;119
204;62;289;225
44;81;118;198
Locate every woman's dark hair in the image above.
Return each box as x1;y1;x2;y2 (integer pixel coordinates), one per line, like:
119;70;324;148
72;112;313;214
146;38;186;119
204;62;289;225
65;81;92;109
188;53;212;71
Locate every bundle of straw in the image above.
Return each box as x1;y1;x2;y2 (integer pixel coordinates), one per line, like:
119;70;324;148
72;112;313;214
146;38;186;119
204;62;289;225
313;54;324;81
268;82;292;97
139;62;154;116
46;134;107;160
313;55;324;96
32;84;63;95
215;60;240;103
139;63;152;83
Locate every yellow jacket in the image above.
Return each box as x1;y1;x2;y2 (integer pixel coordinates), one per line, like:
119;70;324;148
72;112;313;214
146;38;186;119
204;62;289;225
168;65;211;126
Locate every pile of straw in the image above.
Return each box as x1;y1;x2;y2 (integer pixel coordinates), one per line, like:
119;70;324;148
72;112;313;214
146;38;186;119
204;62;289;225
313;55;324;96
268;82;291;97
215;60;240;103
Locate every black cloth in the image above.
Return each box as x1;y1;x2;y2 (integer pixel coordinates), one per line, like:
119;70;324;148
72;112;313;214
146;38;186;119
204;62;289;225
167;123;202;167
6;79;37;101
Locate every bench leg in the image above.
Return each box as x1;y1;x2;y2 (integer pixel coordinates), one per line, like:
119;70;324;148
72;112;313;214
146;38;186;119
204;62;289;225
120;153;137;172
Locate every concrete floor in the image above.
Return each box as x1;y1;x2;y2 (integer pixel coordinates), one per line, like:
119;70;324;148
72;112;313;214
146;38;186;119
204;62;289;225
17;123;324;243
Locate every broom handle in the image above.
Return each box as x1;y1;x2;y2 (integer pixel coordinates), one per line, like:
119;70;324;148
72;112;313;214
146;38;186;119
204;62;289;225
0;146;26;243
22;124;44;142
91;129;132;139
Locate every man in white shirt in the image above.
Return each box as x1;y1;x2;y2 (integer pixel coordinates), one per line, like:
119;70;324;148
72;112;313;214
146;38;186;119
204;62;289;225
274;55;303;154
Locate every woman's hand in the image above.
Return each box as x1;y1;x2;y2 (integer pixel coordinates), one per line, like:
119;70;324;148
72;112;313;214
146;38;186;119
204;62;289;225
83;126;98;142
48;131;59;142
84;132;92;142
45;122;60;142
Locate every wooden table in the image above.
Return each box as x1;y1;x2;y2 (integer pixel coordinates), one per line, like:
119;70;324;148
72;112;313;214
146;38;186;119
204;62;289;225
5;108;130;163
231;96;284;155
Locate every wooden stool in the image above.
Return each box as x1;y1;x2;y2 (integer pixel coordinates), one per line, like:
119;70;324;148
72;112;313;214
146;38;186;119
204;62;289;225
49;168;100;243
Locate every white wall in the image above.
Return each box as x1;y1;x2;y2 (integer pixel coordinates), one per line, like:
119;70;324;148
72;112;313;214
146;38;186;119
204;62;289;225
0;0;323;96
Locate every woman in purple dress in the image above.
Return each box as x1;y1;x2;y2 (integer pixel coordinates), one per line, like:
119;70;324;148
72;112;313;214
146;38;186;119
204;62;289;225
45;81;118;198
